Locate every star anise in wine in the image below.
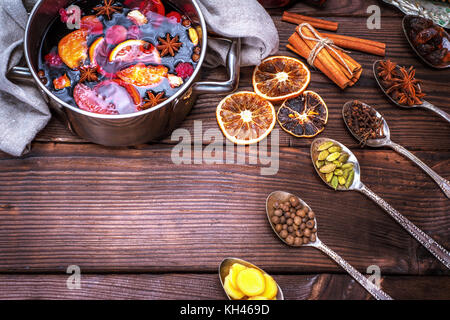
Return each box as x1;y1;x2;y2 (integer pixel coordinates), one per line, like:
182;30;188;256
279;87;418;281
139;91;167;110
377;59;398;81
157;34;182;57
94;0;122;20
78;66;99;83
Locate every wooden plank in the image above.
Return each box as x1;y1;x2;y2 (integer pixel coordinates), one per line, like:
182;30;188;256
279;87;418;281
35;16;450;151
0;273;447;300
0;143;448;274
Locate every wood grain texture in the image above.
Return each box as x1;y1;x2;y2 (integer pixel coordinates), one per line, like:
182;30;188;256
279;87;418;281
0;273;448;300
0;143;448;274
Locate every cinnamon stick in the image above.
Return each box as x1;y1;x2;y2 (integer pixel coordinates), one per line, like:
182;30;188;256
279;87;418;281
283;12;339;31
320;32;386;56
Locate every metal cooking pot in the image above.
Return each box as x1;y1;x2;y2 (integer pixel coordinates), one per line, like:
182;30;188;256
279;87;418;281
8;0;241;146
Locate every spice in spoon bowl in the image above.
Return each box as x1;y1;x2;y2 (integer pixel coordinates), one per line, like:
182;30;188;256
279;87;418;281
342;100;388;147
311;138;359;190
219;258;283;300
266;191;317;246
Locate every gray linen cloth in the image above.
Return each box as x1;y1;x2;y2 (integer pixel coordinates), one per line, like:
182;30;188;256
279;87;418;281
0;0;279;157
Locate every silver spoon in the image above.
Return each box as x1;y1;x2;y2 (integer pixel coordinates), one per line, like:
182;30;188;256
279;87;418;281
373;60;450;123
343;101;450;199
311;137;450;269
402;15;450;70
219;257;284;300
266;191;392;300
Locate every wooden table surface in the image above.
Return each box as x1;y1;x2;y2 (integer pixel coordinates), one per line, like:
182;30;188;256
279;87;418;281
0;0;449;300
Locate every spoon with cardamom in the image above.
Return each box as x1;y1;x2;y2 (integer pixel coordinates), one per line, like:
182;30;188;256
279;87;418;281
266;190;393;300
311;137;450;270
373;60;450;123
342;100;450;199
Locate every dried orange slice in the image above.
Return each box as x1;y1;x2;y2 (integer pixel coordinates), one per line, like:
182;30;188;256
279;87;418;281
253;56;311;102
117;63;168;87
58;29;88;69
277;91;328;138
216;91;276;145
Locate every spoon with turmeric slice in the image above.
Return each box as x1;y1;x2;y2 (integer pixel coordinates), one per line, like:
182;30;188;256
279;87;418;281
266;191;393;300
219;258;284;300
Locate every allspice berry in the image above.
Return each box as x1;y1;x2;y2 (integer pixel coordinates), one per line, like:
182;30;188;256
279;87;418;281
294;237;302;246
306;220;315;229
275;224;282;232
280;230;288;239
286;235;294;245
289;196;299;207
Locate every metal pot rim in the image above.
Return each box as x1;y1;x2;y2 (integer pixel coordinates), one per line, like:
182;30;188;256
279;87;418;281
24;0;208;120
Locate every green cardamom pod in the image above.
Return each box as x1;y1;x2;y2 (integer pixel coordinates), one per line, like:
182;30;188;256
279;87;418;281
331;176;339;190
316;160;324;168
328;146;342;153
326;152;341;162
317;141;334;151
334;169;344;176
341;163;354;170
318;150;329;161
320;163;337;174
326;172;334;182
338;153;349;163
345;170;355;188
338;176;346;185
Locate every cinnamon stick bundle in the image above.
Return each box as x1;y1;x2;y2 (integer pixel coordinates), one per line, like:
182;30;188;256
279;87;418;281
288;25;363;89
282;12;339;31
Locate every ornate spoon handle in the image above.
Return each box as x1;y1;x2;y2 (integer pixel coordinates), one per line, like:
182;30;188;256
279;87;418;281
388;141;450;198
314;239;393;300
359;183;450;269
419;100;450;123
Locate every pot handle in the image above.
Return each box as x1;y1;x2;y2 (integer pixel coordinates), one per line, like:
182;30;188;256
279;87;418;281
6;66;36;85
193;37;241;94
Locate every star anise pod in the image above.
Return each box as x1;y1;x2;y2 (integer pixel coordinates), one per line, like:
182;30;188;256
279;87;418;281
139;91;167;110
377;60;398;81
394;66;422;97
94;0;122;20
78;66;99;83
157;34;182;57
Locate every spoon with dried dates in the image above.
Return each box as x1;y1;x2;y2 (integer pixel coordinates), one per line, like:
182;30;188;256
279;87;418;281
373;60;450;123
402;15;450;69
343;100;450;198
266;190;393;300
311;138;450;269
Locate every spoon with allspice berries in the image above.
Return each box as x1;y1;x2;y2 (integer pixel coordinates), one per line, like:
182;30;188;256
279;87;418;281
373;60;450;123
343;100;450;199
266;191;393;300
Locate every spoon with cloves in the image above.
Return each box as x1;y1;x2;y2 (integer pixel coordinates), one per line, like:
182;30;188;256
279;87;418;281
311;137;450;269
373;60;450;123
219;257;284;300
266;190;392;300
342;100;450;199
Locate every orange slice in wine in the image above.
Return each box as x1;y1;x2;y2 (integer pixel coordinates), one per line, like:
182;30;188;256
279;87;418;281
216;91;276;145
58;29;88;69
277;91;328;138
117;63;168;87
253;56;311;102
109;39;161;65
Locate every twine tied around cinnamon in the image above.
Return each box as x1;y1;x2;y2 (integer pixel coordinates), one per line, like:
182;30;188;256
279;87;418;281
297;23;353;75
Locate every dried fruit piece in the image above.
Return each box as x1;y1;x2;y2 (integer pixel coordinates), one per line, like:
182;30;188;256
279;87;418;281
253;56;311;102
58;29;88;69
166;11;181;23
53;74;71;90
216;91;276;145
127;9;148;25
80;16;103;35
188;27;199;46
277;91;328;138
175;62;194;79
167;74;183;88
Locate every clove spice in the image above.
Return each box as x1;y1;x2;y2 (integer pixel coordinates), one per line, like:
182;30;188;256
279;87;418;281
344;101;385;146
